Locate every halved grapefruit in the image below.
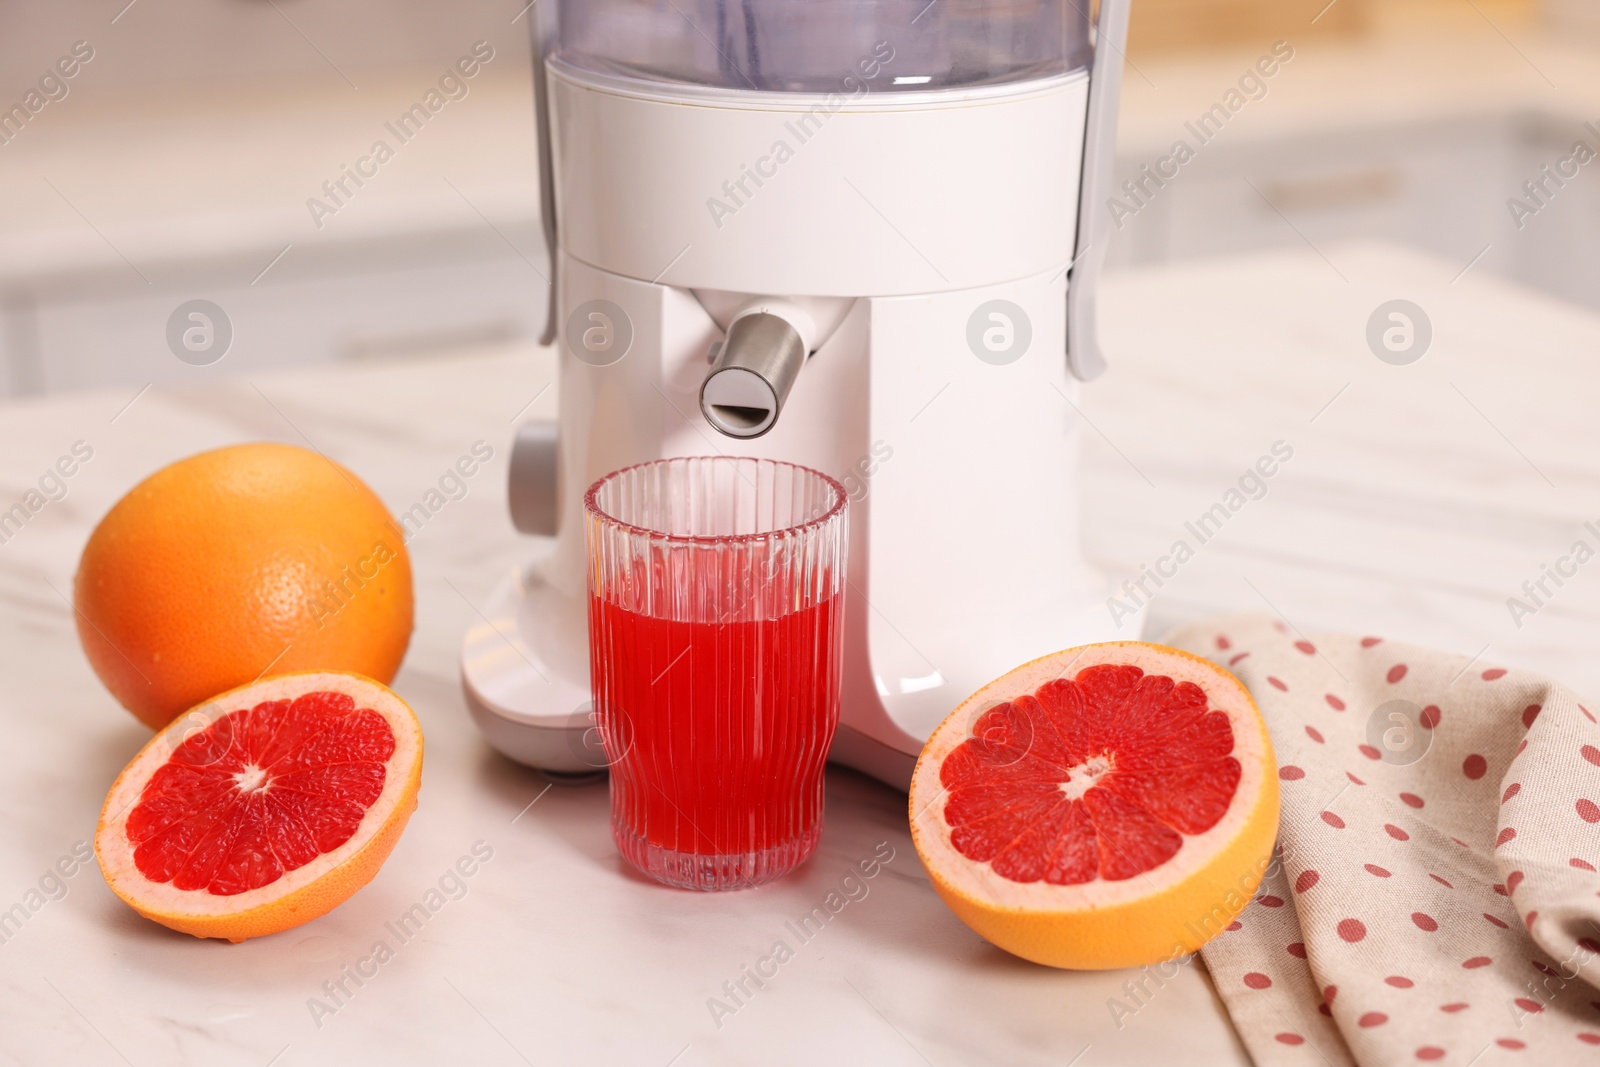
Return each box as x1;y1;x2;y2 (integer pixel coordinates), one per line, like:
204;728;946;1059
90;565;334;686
909;642;1278;970
96;671;423;942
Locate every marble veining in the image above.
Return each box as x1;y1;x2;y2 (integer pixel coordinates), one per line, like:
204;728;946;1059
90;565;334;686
4;242;1595;1064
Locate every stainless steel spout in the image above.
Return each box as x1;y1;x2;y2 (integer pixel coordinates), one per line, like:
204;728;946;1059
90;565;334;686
699;312;808;439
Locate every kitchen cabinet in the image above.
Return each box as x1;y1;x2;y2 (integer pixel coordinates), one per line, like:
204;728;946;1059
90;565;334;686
1108;110;1600;311
19;250;547;395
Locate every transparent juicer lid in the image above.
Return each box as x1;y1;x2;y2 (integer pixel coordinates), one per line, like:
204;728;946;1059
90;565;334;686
555;0;1093;93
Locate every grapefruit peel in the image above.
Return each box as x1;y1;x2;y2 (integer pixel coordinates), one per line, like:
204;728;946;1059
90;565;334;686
96;671;423;943
909;642;1279;970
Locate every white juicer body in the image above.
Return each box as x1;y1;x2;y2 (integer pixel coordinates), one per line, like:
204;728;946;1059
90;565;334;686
461;3;1140;789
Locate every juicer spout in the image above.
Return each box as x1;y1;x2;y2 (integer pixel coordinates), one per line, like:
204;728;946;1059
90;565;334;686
699;303;814;439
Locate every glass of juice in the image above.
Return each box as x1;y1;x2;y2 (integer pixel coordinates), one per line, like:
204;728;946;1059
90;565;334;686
585;456;847;891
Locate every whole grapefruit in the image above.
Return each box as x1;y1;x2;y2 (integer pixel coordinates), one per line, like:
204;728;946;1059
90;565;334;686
74;443;413;728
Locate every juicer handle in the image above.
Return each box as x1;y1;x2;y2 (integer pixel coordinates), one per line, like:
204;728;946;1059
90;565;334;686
1065;0;1132;382
528;2;559;347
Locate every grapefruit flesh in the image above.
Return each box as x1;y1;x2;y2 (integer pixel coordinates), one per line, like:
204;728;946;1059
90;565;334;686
96;672;423;941
909;642;1279;970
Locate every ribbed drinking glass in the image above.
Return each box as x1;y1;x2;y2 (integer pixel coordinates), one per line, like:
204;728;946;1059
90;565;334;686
585;457;848;890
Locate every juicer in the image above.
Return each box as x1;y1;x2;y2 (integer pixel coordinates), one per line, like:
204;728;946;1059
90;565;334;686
461;0;1139;789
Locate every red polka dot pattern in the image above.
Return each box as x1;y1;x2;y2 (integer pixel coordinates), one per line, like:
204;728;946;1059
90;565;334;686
1176;621;1600;1063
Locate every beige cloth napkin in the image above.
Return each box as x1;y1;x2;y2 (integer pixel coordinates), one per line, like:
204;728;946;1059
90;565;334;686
1166;615;1600;1065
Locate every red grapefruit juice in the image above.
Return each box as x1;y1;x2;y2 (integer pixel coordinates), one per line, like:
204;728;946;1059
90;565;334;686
591;591;843;865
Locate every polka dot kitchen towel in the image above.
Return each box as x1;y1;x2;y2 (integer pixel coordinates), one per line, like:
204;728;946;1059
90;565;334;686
1167;615;1600;1065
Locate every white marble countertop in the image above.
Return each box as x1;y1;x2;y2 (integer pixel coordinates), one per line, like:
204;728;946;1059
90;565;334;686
1094;240;1600;697
3;239;1598;1065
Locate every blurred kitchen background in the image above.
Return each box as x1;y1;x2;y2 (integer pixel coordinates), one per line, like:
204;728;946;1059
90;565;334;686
1;0;1597;398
